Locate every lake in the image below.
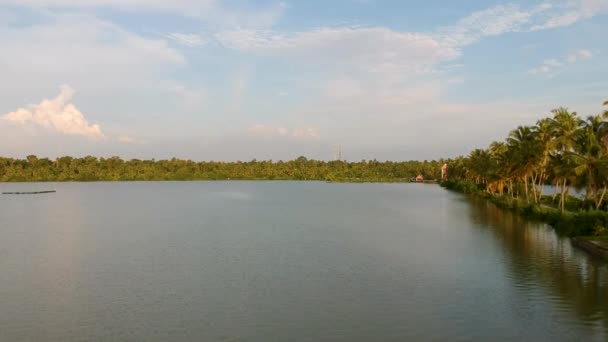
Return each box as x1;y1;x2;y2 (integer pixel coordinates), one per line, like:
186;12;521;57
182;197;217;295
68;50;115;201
0;182;606;341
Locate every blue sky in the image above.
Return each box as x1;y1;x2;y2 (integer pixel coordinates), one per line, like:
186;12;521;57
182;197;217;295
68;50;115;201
0;0;607;161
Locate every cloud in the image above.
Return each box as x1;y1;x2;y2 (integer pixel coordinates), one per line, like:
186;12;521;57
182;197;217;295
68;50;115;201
528;49;593;75
161;81;208;107
215;4;567;140
248;124;320;140
292;127;321;140
528;59;563;75
216;27;458;75
163;33;207;47
566;49;593;63
0;0;286;29
437;4;549;47
0;0;214;12
2;85;104;139
248;124;289;137
117;135;147;144
0;13;185;93
531;0;608;31
214;2;594;82
218;5;558;137
0;11;194;138
215;2;605;77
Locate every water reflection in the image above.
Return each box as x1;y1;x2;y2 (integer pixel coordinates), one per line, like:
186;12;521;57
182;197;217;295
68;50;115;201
466;197;608;335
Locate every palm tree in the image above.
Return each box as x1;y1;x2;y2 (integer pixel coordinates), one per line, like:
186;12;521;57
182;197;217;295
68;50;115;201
549;107;583;205
486;141;509;195
568;115;608;209
466;149;491;185
551;107;581;152
548;153;578;212
533;118;556;200
508;126;541;202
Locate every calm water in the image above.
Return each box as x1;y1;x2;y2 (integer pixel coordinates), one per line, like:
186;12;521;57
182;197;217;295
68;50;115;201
0;182;607;341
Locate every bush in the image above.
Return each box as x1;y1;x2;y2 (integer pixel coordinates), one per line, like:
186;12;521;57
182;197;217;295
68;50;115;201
441;180;481;194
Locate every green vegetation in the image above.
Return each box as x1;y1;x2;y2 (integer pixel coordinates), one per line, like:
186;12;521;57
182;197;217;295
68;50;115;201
443;180;608;237
0;155;445;182
443;100;608;237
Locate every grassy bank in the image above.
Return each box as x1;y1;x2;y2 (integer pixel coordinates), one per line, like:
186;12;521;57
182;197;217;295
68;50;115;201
441;179;608;238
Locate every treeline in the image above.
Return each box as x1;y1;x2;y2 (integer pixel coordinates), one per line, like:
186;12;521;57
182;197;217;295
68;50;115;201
0;155;446;182
445;100;608;218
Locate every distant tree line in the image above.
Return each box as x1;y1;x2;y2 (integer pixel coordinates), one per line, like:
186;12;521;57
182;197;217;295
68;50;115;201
0;155;447;182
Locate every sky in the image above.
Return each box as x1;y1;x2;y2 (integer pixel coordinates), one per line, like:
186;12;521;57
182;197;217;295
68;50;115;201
0;0;607;161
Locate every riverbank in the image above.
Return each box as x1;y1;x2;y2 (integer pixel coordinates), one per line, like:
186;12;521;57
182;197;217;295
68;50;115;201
441;180;608;259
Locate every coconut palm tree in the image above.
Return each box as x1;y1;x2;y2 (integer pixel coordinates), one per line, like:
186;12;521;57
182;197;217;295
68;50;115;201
567;115;608;209
533;117;556;200
466;149;492;185
507;126;541;202
549;108;583;204
551;107;582;152
486;141;509;195
548;153;577;212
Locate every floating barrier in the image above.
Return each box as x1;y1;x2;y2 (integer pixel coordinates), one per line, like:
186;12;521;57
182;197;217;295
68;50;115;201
2;190;56;195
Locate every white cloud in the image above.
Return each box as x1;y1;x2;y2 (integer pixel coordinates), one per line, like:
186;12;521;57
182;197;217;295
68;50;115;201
248;124;289;137
0;13;184;92
215;2;604;78
528;49;593;75
0;0;286;29
531;0;608;31
215;4;565;144
292;127;320;141
0;0;214;11
248;124;320;141
117;135;147;144
0;11;193;138
2;85;104;139
528;58;562;74
164;33;207;47
214;2;597;84
566;49;593;63
437;4;547;47
161;81;208;106
216;27;458;75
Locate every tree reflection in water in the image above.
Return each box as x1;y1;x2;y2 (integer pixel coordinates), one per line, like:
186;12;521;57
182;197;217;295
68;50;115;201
466;196;608;334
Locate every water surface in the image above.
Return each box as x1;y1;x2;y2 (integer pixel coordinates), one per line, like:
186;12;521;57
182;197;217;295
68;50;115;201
0;182;606;341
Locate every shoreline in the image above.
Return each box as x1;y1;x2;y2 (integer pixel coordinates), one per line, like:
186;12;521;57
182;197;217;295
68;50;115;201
0;179;417;183
441;180;608;260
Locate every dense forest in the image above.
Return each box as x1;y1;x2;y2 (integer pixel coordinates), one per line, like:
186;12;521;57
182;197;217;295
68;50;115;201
0;155;446;183
446;100;608;214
